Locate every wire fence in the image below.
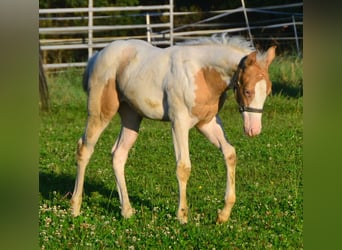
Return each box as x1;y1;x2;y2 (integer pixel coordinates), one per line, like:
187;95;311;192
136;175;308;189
39;1;302;70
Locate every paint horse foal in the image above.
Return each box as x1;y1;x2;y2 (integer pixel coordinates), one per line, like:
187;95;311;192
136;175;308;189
71;35;276;224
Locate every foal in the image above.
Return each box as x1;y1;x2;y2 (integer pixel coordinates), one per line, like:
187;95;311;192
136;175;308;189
71;35;276;224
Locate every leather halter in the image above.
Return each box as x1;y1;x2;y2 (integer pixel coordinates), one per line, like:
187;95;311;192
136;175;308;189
229;56;264;114
238;105;263;113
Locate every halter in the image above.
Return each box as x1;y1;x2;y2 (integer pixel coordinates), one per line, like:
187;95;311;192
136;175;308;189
229;56;264;114
238;105;263;113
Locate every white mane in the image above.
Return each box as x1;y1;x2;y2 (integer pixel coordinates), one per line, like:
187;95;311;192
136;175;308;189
177;33;255;54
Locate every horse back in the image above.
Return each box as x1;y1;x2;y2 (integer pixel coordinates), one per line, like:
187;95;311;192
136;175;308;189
86;40;229;125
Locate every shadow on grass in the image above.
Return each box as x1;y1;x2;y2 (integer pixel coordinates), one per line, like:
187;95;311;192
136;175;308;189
271;81;303;98
39;171;75;198
39;171;153;215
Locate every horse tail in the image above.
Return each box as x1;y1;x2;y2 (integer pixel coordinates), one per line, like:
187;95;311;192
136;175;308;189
82;51;99;93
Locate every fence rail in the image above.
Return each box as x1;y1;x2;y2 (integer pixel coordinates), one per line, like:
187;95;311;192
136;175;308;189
39;1;302;70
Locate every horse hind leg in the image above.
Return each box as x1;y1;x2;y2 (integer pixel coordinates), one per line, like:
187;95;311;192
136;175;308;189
111;103;142;219
71;78;119;216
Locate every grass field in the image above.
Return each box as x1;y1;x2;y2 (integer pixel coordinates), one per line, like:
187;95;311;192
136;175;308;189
39;55;303;249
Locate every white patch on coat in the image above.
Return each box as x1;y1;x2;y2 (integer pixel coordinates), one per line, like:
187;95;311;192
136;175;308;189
242;79;267;136
250;79;267;109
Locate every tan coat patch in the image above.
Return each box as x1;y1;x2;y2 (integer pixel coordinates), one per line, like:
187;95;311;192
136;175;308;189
145;98;160;109
100;78;119;121
192;67;227;126
236;64;272;107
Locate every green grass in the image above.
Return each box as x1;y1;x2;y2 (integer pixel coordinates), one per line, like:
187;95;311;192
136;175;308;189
39;56;303;249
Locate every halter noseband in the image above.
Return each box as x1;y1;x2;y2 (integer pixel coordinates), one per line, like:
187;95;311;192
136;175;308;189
230;56;264;114
238;106;263;113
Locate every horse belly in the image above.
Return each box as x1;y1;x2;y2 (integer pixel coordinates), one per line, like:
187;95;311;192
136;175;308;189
122;84;169;121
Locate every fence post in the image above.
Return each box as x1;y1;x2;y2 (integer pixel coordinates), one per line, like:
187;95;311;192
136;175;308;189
88;0;93;58
39;44;49;111
146;13;151;43
240;0;254;47
169;0;174;46
292;15;301;56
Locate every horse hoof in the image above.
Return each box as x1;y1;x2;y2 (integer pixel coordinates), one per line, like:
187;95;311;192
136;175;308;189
178;216;188;224
216;210;230;224
122;207;135;218
177;208;189;224
70;199;81;217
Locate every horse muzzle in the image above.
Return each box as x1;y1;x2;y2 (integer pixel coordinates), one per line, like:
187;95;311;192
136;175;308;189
242;111;262;137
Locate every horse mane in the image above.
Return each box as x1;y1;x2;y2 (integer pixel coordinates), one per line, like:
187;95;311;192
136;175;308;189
177;33;255;53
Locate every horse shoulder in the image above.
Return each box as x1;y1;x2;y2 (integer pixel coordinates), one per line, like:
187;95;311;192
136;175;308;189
191;67;228;125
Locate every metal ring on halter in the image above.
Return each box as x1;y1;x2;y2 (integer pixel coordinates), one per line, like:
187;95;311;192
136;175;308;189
238;106;263;113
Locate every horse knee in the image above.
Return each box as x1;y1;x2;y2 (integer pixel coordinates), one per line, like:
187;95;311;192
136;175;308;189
225;146;236;167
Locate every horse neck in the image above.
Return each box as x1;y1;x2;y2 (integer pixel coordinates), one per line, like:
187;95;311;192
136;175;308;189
200;45;250;72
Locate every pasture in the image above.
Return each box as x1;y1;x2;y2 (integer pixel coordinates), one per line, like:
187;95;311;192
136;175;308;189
39;55;303;249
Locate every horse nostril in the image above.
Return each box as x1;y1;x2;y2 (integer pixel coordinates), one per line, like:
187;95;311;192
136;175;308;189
249;128;254;137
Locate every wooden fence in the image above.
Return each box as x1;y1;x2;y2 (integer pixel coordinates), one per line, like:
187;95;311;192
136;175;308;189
39;1;302;70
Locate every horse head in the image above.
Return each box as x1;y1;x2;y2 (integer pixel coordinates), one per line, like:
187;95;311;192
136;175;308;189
233;46;276;137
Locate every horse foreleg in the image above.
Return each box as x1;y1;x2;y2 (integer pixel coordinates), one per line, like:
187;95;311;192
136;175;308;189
172;118;191;224
217;143;236;224
196;116;236;223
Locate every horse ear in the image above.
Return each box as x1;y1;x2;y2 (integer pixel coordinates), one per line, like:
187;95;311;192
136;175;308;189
265;46;276;67
245;51;257;66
